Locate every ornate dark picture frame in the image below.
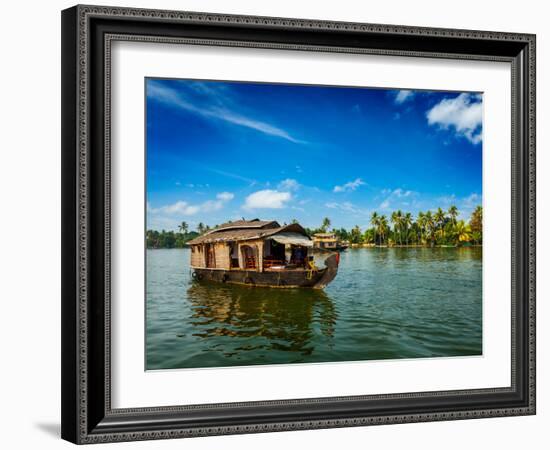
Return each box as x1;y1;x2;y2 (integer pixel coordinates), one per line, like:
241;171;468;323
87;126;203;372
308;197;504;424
61;4;536;444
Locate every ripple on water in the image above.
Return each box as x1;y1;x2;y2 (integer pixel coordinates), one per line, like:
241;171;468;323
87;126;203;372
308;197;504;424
146;247;482;369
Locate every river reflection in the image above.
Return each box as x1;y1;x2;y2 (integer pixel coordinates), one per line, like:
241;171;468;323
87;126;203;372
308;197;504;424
186;283;337;358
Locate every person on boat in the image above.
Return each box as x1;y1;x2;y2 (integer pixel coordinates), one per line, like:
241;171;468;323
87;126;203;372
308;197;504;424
291;246;306;267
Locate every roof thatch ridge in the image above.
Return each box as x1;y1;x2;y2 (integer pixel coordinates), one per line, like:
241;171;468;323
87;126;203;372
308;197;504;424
187;222;308;245
202;219;280;236
313;232;337;237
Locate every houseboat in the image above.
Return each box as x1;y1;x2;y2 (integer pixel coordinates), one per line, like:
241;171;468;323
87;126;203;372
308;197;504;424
312;232;349;251
187;219;339;289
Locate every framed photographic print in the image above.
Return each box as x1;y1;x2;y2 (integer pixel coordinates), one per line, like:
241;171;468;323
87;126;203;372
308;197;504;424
61;5;536;444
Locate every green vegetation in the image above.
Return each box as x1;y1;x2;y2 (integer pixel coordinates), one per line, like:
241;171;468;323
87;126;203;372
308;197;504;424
146;221;199;249
147;206;482;249
306;205;483;247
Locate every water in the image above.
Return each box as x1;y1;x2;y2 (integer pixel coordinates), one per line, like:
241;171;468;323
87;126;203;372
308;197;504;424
146;247;482;370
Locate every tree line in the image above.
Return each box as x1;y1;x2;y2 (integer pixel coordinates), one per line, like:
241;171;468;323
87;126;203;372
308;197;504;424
146;205;482;249
147;221;233;249
147;221;196;249
306;205;482;247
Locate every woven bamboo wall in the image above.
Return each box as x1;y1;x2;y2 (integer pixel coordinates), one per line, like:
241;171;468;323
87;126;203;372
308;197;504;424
214;243;231;269
190;245;205;268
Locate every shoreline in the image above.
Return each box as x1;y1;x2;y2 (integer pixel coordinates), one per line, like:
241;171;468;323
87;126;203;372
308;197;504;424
146;245;483;250
349;244;482;249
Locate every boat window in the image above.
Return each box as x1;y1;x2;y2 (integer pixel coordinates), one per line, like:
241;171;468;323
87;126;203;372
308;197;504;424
241;245;257;269
264;239;286;268
229;242;239;268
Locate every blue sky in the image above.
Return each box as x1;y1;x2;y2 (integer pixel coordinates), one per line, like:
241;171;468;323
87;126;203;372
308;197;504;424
146;78;482;231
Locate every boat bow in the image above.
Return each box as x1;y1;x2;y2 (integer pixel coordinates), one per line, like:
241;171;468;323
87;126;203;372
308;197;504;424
313;253;339;289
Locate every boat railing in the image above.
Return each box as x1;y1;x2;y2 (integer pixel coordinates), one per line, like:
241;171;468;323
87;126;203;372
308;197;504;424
244;257;257;269
264;257;285;268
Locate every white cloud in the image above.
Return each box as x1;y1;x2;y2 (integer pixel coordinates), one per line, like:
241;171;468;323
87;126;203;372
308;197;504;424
333;178;365;193
278;178;300;191
147;215;185;231
378;188;416;211
216;192;234;201
151;199;222;216
147;192;234;230
147;81;305;144
395;90;414;104
463;193;481;208
325;201;362;214
435;192;481;219
206;168;256;184
426;93;483;144
243;189;291;209
392;188;412;198
437;194;457;206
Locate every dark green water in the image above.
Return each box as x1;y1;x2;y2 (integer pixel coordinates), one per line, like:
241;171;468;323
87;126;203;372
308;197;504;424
146;247;482;370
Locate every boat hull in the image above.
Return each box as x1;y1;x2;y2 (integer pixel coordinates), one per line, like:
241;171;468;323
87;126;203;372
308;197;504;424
331;244;348;251
192;254;339;289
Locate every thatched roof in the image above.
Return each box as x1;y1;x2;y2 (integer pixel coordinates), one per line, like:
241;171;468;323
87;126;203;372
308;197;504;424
313;232;336;238
188;222;309;245
205;219;280;235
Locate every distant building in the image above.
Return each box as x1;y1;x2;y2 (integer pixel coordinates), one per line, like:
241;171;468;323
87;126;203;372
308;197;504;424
312;232;348;251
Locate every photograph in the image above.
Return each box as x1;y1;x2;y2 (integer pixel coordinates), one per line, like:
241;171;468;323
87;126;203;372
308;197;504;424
145;78;484;370
56;3;537;445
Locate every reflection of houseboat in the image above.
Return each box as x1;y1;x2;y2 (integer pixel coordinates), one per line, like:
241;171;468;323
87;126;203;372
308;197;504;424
187;219;339;289
186;283;337;348
312;232;349;251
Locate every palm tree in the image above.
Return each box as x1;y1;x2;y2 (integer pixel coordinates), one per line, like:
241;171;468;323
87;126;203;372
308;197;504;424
178;221;188;235
363;228;374;244
390;211;397;245
197;222;206;234
350;225;362;244
434;207;446;229
321;217;331;232
470;206;483;244
370;212;379;246
473;205;483;223
391;210;402;245
425;211;435;246
448;205;458;225
378;215;388;245
417;211;425;245
403;212;412;246
455;220;471;245
434;207;446;243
